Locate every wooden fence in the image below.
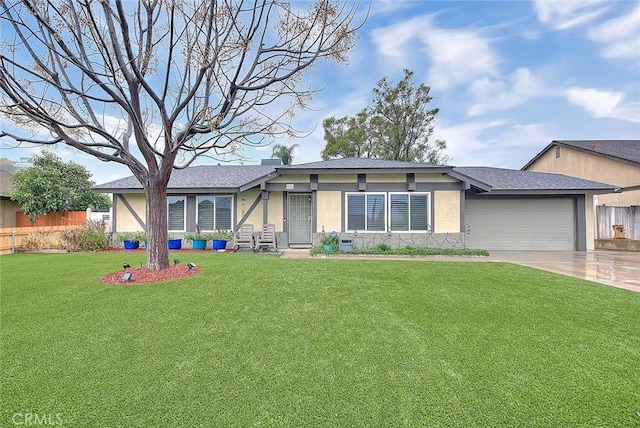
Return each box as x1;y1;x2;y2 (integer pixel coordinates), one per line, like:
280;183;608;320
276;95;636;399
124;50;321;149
16;211;86;227
596;205;639;240
0;225;79;254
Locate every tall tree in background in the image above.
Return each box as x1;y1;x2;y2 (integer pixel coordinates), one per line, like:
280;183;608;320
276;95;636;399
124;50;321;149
322;69;449;164
271;143;299;165
11;152;111;222
321;111;374;159
0;0;361;269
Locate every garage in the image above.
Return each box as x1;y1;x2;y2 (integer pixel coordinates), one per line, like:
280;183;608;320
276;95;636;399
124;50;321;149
464;198;576;251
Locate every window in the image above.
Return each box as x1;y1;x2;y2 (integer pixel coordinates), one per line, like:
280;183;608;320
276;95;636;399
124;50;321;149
167;196;186;231
346;193;385;231
556;146;561;158
197;195;233;231
346;192;431;233
389;193;430;231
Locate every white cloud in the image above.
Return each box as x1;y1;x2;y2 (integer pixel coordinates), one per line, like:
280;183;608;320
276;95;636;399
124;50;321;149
563;87;640;123
371;15;498;90
587;3;640;60
532;0;609;30
466;68;547;116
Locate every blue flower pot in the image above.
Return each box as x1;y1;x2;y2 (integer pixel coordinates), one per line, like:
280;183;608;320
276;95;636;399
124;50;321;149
213;239;227;250
191;239;207;250
168;239;182;250
323;245;334;252
123;240;140;250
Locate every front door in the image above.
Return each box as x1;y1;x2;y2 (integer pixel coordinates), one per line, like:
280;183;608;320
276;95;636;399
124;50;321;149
288;193;312;246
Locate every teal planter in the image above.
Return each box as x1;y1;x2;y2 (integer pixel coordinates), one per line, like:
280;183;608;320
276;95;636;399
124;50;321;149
323;245;334;252
191;239;207;250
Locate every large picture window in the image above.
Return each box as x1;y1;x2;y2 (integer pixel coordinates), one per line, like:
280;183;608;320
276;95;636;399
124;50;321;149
197;195;233;231
389;193;430;231
167;196;186;232
346;193;385;232
346;192;431;233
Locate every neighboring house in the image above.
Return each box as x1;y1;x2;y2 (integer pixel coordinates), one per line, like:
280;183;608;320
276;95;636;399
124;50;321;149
94;157;616;252
523;140;640;207
0;161;22;228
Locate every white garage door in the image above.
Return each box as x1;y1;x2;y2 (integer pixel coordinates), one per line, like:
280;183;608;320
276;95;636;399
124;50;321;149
464;198;575;251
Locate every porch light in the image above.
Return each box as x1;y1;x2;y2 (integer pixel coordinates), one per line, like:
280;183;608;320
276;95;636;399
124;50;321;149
353;231;358;237
321;225;326;235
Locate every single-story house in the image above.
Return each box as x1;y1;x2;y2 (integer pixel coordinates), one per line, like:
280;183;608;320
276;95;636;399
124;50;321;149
94;157;618;251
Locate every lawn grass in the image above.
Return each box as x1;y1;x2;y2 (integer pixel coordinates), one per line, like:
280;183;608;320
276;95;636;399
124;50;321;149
1;252;639;427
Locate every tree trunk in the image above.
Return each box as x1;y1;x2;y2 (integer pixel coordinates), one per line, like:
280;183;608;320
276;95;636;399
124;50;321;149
145;177;170;270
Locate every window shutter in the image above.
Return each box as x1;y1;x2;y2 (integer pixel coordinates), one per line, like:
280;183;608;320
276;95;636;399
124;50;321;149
347;194;365;230
410;195;428;231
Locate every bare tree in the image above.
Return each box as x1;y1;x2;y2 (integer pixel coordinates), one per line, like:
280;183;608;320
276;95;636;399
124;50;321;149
0;0;362;269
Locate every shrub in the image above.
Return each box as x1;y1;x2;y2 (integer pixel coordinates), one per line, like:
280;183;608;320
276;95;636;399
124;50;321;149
59;220;111;252
22;231;52;251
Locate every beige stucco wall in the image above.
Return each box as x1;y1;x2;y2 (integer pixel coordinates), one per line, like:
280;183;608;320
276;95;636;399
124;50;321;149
434;190;460;233
416;173;458;183
238;189;263;229
318;174;357;183
367;173;405;183
316;191;342;232
527;146;640;206
116;194;146;232
269;174;310;183
267;192;284;231
0;198;20;228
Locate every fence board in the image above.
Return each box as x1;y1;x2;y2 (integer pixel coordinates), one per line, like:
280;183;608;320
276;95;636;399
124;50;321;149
596;206;639;240
16;211;86;227
0;225;78;254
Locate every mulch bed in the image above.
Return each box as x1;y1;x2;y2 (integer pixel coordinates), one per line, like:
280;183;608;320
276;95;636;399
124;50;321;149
100;264;203;285
98;248;232;285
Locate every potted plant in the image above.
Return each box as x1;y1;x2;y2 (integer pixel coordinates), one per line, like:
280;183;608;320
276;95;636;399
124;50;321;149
212;230;234;251
168;234;182;250
184;225;212;250
321;233;339;252
116;231;147;250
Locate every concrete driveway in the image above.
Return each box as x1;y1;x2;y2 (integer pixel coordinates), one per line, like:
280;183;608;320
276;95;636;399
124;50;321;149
487;250;640;293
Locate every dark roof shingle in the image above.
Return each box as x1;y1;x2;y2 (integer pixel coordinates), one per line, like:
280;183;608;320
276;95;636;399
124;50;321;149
454;166;618;192
94;165;276;191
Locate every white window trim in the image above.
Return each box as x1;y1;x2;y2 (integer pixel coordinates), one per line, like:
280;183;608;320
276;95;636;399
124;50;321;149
167;195;187;233
196;195;234;232
345;192;387;233
388;192;432;233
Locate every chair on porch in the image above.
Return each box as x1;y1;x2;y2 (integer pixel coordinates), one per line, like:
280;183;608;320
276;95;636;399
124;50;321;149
255;223;277;252
232;223;255;251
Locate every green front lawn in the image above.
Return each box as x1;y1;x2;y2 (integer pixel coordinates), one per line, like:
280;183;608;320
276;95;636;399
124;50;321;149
1;252;639;427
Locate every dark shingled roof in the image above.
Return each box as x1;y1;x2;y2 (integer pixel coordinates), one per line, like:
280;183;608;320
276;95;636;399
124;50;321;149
94;165;276;191
523;140;640;169
281;157;447;170
454;166;618;192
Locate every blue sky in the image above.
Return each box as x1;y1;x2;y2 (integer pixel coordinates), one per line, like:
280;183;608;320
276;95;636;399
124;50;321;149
1;0;639;185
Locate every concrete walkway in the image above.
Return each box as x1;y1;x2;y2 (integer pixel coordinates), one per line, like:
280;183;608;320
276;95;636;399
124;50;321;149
280;249;640;293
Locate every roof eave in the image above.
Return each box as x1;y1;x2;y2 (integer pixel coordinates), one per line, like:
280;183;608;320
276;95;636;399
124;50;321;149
278;166;454;175
478;187;618;195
